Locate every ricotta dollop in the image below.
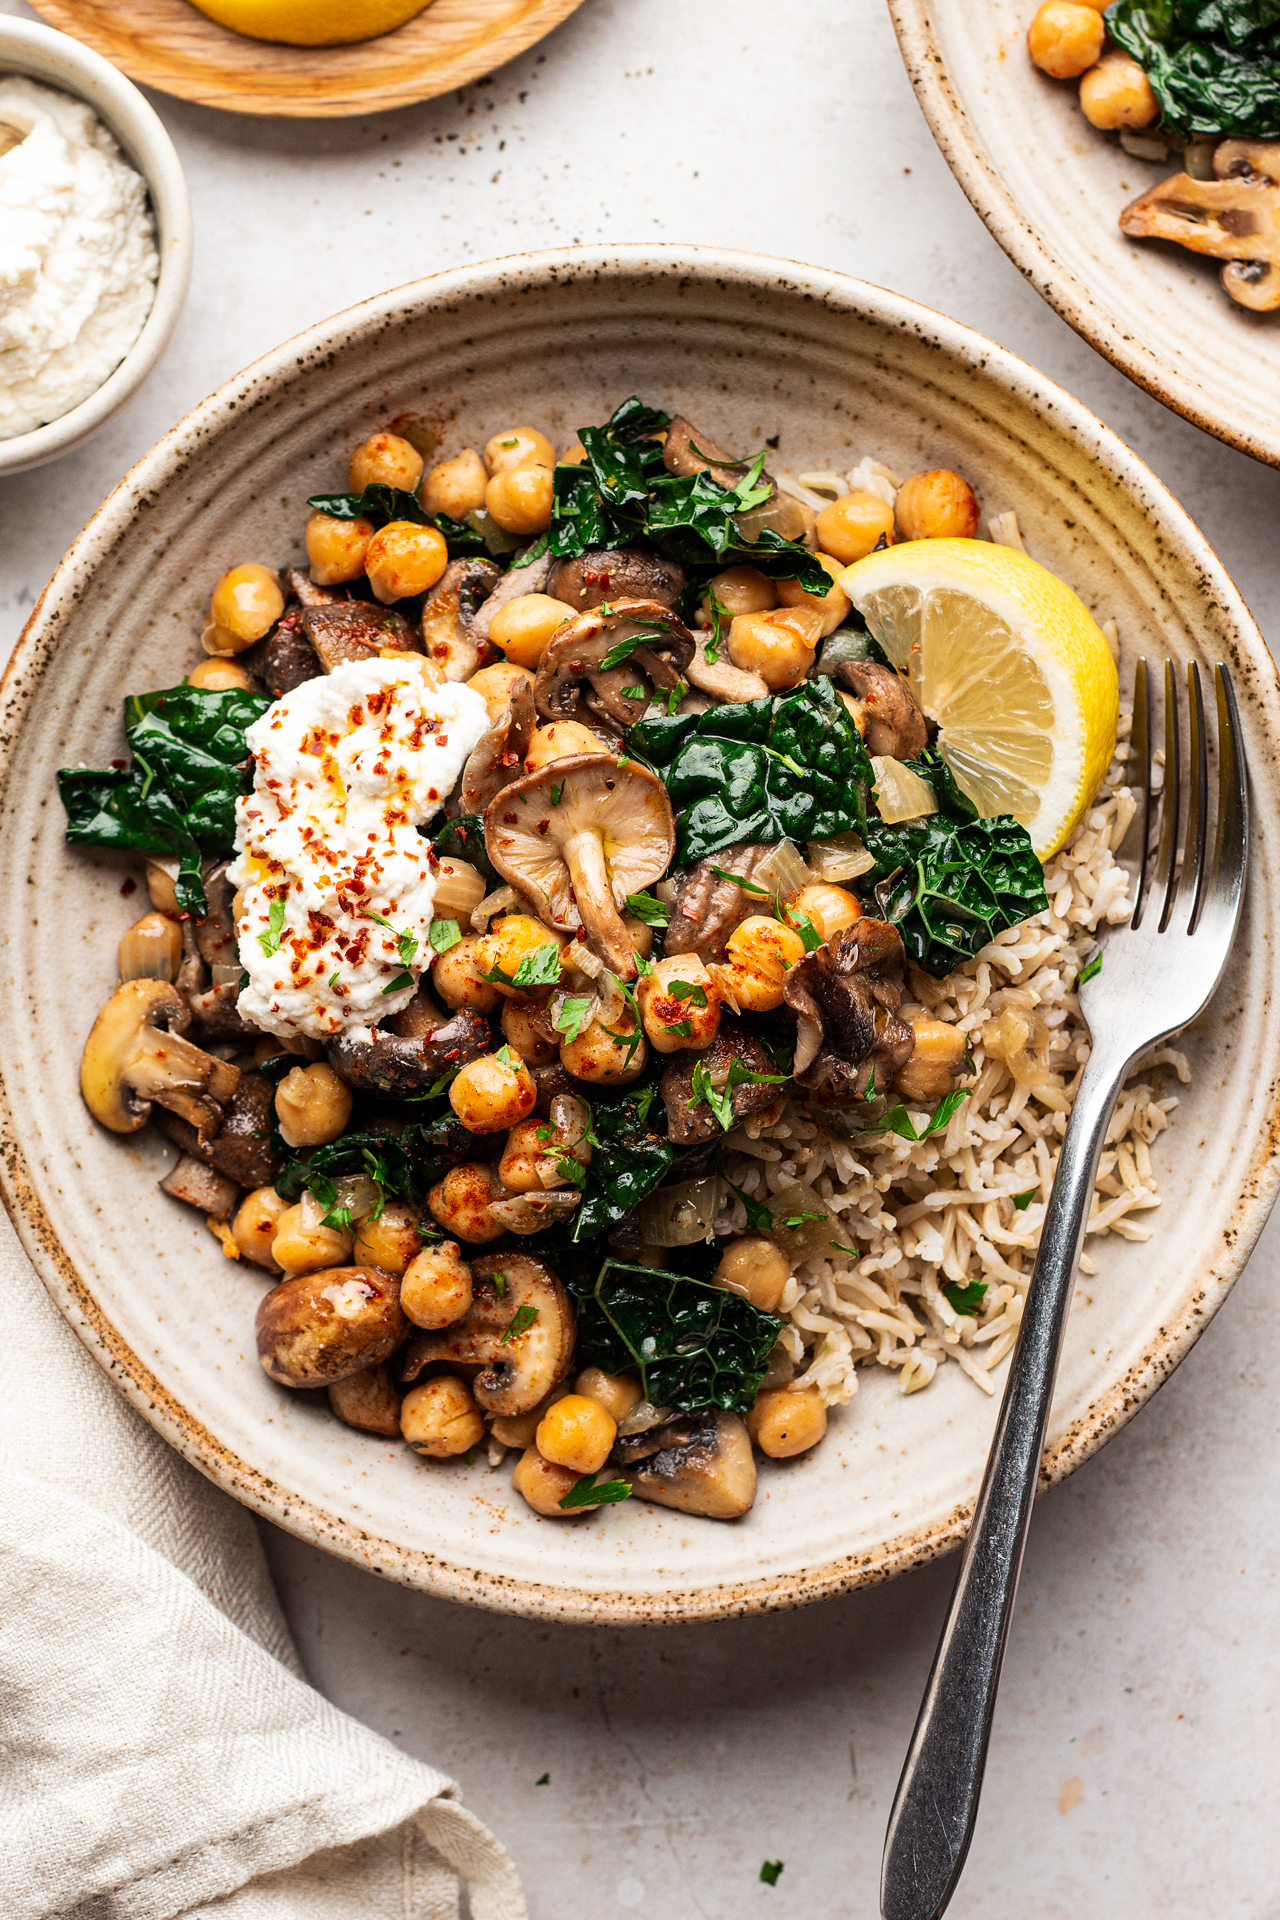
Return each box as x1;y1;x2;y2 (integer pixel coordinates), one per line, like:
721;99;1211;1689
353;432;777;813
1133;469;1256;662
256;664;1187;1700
230;659;490;1043
0;75;158;441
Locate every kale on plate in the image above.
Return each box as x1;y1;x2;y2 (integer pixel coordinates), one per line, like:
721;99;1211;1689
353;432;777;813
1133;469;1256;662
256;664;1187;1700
307;482;521;563
1106;0;1280;137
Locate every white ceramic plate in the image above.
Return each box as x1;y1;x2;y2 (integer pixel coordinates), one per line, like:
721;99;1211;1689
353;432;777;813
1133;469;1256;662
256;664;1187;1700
890;0;1280;467
4;246;1279;1624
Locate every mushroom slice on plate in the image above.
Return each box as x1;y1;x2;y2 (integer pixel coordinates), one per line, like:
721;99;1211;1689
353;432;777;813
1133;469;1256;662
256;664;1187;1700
328;1363;402;1437
399;1252;574;1417
420;556;501;681
547;544;687;613
301;600;418;672
662;415;808;543
484;753;676;979
627;1406;757;1519
835;659;928;760
153;1073;282;1190
458;675;536;814
684;632;769;705
243;610;322;696
160;1152;239;1220
470;545;551;642
1119;140;1280;312
327;1008;492;1099
664;842;773;960
534;598;696;730
79;978;241;1138
782;917;915;1104
659;1019;787;1145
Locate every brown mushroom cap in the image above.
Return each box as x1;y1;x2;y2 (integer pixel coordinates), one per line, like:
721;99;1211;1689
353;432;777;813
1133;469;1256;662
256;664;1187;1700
458;675;536;814
659;1019;787;1145
420;556;502;681
627;1406;757;1519
399;1252;574;1417
300;601;418;673
484;753;676;978
783;917;914;1103
533;598;696;730
836;660;928;760
547;545;687;613
256;1267;408;1390
327;1008;492;1099
470;546;552;642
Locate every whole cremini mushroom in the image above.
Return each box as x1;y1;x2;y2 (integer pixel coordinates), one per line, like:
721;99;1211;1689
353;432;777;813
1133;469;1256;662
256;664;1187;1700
256;1268;408;1390
546;544;687;612
533;598;695;730
484;753;676;979
399;1252;574;1418
80;978;241;1137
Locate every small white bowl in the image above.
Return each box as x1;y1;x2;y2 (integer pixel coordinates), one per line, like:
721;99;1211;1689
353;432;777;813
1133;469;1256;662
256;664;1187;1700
0;18;192;477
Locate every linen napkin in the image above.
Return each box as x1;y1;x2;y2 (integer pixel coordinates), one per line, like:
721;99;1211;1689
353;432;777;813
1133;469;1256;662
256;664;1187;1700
0;1208;526;1920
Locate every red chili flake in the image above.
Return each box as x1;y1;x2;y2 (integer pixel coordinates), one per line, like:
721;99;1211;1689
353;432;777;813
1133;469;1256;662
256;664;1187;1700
536;819;549;835
502;812;518;825
120;876;137;896
109;759;128;770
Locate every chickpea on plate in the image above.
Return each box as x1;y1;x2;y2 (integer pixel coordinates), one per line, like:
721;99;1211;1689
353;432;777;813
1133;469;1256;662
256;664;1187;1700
64;395;1163;1524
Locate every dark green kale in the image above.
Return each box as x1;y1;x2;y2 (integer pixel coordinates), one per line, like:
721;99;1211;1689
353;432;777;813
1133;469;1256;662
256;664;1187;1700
275;1117;476;1216
630;677;875;865
429;813;500;887
565;1259;783;1414
572;1082;677;1241
1106;0;1280;137
58;683;271;917
862;810;1048;975
306;485;494;561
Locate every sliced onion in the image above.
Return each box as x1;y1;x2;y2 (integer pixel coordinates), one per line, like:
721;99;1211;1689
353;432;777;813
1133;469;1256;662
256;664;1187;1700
767;1179;843;1266
807;832;876;884
486;1192;580;1234
433;857;486;925
654;878;679;907
211;962;244;986
872;756;938;825
561;938;602;980
750;840;812;905
818;629;873;677
471;884;518;932
618;1400;675;1437
595;970;633;1029
635;1177;724;1247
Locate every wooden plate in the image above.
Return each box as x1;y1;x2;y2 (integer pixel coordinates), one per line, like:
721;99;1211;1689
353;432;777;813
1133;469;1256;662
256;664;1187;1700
26;0;587;117
890;0;1280;467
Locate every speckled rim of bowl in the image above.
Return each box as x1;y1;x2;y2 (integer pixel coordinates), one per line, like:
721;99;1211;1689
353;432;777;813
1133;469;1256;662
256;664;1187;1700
0;18;192;477
4;244;1280;1625
887;0;1280;469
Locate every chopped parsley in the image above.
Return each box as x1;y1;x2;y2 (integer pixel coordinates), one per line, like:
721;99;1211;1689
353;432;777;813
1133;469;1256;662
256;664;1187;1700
549;782;564;806
942;1279;988;1315
668;1018;695;1038
689;1057;789;1132
258;894;287;957
760;1861;785;1887
782;902;823;952
553;994;596;1044
1013;1189;1036;1211
558;1474;633;1509
709;864;769;896
429;918;462;956
869;1088;972;1142
624;891;669;927
500;1303;540;1344
485;944;563;990
1078;951;1103;987
380;969;415;995
535;1772;550;1786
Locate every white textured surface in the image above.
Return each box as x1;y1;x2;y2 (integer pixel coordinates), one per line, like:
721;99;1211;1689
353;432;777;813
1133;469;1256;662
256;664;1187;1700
2;0;1280;1913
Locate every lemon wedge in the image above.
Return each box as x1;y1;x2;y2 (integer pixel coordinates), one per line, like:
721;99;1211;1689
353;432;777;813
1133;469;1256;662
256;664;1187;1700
838;539;1118;859
189;0;433;46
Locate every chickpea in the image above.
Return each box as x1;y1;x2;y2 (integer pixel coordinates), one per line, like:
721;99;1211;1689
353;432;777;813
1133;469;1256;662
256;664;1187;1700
486;463;554;537
1027;1;1105;78
700;564;777;621
536;1392;616;1475
793;883;861;941
474;915;564;998
776;554;851;638
465;661;535;719
726;606;823;691
491;1381;569;1450
306;509;374;586
450;1050;536;1133
814;490;896;565
274;1063;353;1150
559;1014;647;1086
499;1101;591;1192
232;1185;289;1272
484;426;555;475
747;1388;828;1458
364;521;449;604
712;915;806;1014
576;1366;642;1425
638;953;722;1054
187;657;253;691
523;720;608;771
433;936;503;1013
347;429;424;495
1079;48;1159;128
400;1241;473;1328
145;858;180;915
895;469;980;542
715;1234;790;1313
270;1204;354;1276
421;447;488;519
489;593;576;670
401;1375;485;1458
426;1162;506;1243
206;564;284;656
895;1014;969;1103
512;1445;590;1516
501;994;559;1065
623;914;655;961
353;1199;423;1275
118;911;181;983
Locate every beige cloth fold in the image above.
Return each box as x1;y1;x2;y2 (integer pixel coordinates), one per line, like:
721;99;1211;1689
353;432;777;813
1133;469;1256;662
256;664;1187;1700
0;1212;525;1920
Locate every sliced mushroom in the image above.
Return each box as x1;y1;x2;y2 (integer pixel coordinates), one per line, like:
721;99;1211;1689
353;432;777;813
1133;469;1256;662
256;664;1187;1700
458;676;537;814
659;1019;787;1145
327;1008;492;1098
399;1252;574;1417
194;861;238;971
257;1268;408;1390
160;1152;240;1220
662;416;808;542
328;1363;402;1436
284;566;344;610
628;1406;757;1519
469;546;552;643
1120;141;1280;311
242;610;322;696
153;1073;281;1189
664;843;774;960
80;979;241;1138
546;544;687;612
301;600;418;672
836;660;928;759
783;918;914;1103
534;599;696;730
186;983;252;1044
420;557;502;681
684;633;770;705
485;754;676;978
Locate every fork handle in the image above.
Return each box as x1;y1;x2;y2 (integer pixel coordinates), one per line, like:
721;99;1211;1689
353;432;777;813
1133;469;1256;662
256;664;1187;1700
880;1049;1128;1920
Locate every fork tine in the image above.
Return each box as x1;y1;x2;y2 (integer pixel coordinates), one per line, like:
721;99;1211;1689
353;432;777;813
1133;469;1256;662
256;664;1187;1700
1157;660;1182;933
1184;664;1209;933
1208;664;1249;920
1130;658;1154;929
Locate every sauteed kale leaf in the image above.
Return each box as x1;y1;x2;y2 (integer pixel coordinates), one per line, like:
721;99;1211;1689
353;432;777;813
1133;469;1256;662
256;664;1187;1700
307;484;498;561
863;808;1049;974
1106;0;1280;137
631;676;876;864
58;683;270;917
566;1258;783;1413
572;1081;679;1241
550;395;832;593
275;1116;476;1219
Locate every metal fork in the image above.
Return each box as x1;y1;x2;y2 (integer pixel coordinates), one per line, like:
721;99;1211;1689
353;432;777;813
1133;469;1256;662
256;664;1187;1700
880;661;1249;1920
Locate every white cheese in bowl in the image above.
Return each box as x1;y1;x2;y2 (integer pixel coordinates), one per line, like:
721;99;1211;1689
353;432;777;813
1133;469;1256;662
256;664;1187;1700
0;74;158;441
230;658;490;1044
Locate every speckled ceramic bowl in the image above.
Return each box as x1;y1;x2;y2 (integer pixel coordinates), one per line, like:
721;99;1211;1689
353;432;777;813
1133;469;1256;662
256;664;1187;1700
890;0;1280;467
4;246;1278;1624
